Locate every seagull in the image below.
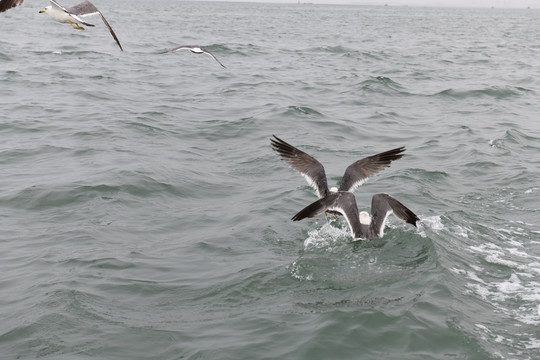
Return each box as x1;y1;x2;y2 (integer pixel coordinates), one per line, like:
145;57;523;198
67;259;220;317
0;0;123;51
271;135;406;199
292;191;419;240
161;45;226;68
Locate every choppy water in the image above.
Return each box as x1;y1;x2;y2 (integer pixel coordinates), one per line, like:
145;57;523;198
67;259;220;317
1;1;540;359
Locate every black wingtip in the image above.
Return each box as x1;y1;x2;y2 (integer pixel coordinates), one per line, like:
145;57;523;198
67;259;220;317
291;195;334;222
408;213;420;227
270;134;285;145
291;210;306;221
378;146;407;161
291;210;311;222
402;207;420;227
270;135;296;158
97;13;123;51
291;202;314;221
377;193;418;228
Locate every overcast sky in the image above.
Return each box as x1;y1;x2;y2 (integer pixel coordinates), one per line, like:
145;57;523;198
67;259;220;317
354;0;536;7
211;0;538;8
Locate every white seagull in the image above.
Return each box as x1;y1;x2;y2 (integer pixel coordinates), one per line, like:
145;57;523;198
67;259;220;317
0;0;123;51
161;45;226;68
292;191;419;240
271;135;406;199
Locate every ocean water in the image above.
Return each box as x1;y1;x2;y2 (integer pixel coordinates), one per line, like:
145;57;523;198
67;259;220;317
1;1;540;359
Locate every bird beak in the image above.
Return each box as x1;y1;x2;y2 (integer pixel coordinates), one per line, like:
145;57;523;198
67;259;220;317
39;9;45;13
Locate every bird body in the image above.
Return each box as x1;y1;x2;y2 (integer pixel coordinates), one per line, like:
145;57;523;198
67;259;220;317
40;1;93;28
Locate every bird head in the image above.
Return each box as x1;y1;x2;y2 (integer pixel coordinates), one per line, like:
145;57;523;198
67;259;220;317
359;211;371;225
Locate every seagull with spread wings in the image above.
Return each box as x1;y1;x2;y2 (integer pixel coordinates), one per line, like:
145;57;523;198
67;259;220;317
270;135;406;198
161;45;226;68
0;0;123;51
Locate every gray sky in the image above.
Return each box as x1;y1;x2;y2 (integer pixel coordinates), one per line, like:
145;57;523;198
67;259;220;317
354;0;536;7
212;0;538;8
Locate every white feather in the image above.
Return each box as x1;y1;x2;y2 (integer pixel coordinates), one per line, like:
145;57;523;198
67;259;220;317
377;210;393;238
302;174;323;198
327;204;356;239
347;178;368;193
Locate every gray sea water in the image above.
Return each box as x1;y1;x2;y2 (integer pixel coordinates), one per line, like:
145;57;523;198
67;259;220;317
2;1;540;359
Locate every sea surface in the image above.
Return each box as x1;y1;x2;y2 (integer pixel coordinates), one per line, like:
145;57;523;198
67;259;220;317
1;1;540;359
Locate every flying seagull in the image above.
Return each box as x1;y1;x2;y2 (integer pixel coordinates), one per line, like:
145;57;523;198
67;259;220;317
271;135;406;199
292;191;419;240
0;0;123;51
161;45;226;68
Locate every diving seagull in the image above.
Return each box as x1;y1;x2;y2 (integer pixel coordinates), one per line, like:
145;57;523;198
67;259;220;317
271;135;406;198
0;0;123;51
161;45;226;68
292;191;419;240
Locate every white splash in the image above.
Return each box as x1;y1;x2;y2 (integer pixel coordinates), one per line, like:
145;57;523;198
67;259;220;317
289;260;313;281
422;215;444;230
525;338;540;349
453;224;470;238
303;221;349;250
417;215;443;238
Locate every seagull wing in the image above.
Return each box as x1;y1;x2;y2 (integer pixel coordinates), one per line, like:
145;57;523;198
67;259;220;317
164;45;194;53
200;47;226;68
291;193;340;221
292;191;362;239
338;147;406;193
370;193;418;238
271;135;329;198
50;0;69;12
159;45;198;55
0;0;24;13
67;0;123;51
66;0;99;16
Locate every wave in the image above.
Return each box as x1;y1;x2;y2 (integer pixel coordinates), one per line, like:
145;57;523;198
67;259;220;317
355;76;412;96
489;129;540;153
60;257;136;270
434;85;533;99
1;173;191;210
282;105;324;118
0;51;12;61
424;204;540;359
305;45;359;55
221;43;267;57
